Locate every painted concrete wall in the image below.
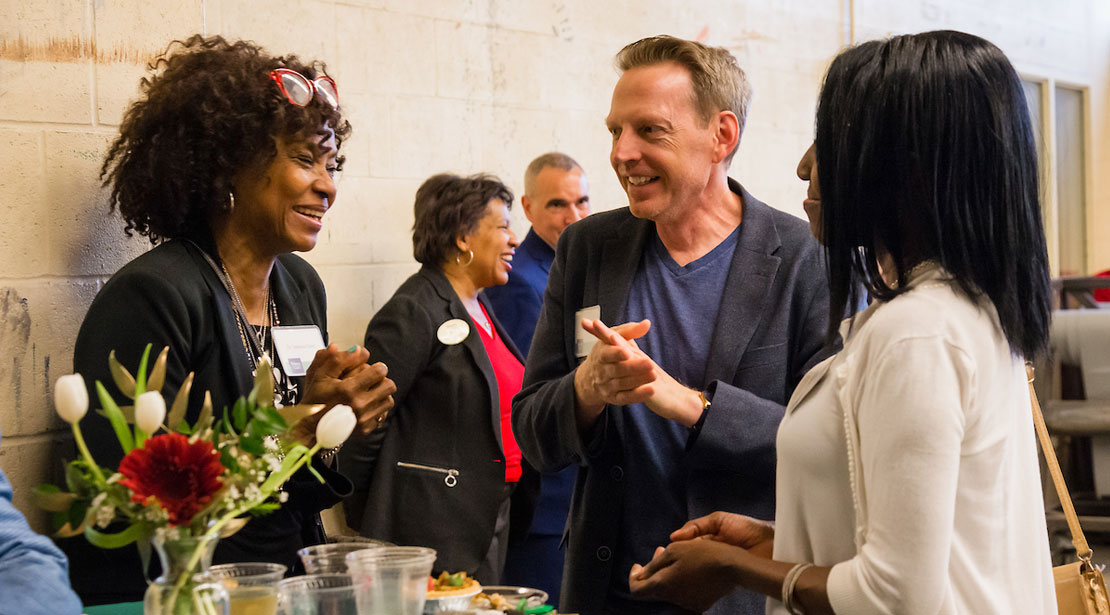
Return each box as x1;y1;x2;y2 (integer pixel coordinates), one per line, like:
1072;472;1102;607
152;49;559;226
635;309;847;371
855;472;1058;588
1;0;1107;531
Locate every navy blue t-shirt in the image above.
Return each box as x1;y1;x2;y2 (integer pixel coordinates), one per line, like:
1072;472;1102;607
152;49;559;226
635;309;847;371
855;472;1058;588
608;224;740;612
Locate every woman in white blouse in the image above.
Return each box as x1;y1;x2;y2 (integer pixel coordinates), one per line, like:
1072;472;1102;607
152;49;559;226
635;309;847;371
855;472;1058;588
628;30;1056;615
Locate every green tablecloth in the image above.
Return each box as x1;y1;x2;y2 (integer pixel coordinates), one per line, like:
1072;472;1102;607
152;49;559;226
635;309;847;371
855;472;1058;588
83;601;143;615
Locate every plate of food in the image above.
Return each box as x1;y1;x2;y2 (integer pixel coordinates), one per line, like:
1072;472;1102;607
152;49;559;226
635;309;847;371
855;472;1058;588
470;586;550;612
424;571;483;613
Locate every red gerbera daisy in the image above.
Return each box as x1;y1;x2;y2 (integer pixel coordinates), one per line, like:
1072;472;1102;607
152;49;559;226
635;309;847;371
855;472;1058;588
119;432;224;526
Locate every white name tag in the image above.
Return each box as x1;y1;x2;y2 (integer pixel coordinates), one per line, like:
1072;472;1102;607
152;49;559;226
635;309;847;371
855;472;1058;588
574;305;602;358
271;325;326;377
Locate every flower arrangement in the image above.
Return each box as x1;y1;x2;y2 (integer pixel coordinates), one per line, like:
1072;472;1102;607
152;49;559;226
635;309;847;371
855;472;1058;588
38;344;356;613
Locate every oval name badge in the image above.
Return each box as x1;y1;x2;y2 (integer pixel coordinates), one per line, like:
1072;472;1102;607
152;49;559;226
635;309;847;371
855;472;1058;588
437;318;470;345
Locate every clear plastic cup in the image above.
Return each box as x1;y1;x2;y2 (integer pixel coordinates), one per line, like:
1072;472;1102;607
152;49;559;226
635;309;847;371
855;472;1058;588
277;573;357;615
209;562;287;615
345;546;436;615
297;542;386;574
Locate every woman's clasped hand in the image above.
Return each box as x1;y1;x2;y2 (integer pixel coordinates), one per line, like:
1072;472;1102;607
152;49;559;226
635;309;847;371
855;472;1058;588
292;344;395;445
630;512;776;612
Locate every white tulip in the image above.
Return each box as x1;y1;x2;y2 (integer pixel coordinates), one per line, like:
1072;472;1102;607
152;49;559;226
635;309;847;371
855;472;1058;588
54;374;89;424
135;391;167;434
315;405;356;449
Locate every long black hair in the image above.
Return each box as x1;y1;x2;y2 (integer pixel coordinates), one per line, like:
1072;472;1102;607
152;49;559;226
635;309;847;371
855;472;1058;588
815;30;1051;358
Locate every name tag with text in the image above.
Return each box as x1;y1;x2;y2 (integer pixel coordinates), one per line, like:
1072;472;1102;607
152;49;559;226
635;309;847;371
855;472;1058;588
574;305;602;359
271;325;326;377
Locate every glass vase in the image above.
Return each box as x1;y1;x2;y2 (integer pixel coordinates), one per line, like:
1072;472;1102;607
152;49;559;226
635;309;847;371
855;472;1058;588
144;530;229;615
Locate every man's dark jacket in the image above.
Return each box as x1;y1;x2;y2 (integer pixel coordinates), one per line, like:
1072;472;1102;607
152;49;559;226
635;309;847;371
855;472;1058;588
512;182;832;615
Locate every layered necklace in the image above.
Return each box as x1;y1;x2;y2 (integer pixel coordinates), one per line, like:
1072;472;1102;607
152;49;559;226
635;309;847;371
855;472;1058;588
193;243;297;407
223;262;277;373
220;264;298;408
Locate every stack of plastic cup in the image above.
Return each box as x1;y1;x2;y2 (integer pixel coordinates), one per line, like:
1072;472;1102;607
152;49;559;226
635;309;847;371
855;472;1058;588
345;546;436;615
277;573;357;615
209;562;287;615
297;543;385;574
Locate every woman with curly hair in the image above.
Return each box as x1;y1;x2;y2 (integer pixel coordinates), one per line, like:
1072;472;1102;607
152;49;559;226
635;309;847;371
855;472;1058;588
68;34;395;604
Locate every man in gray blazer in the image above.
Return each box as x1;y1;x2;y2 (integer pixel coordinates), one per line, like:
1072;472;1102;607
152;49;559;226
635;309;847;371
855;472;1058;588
511;36;832;615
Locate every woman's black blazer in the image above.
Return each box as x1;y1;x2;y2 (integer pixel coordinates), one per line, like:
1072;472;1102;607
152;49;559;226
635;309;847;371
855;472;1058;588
67;237;349;604
340;265;537;576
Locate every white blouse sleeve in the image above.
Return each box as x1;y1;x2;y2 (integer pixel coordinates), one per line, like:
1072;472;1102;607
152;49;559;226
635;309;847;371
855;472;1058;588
826;334;975;614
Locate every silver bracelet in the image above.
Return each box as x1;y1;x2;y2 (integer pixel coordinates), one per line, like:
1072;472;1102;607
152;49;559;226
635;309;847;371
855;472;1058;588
781;562;814;615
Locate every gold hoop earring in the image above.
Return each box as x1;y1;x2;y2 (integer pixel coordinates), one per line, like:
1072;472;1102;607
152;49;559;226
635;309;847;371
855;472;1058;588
455;250;474;266
227;191;236;212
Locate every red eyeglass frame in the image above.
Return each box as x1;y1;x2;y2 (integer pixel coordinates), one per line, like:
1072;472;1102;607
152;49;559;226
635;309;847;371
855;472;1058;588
268;68;339;108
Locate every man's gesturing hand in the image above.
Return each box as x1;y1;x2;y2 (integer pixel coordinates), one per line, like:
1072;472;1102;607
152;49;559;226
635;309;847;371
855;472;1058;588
573;319;706;430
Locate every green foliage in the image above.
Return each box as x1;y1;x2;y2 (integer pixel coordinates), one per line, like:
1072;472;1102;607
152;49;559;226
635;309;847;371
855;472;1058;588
96;381;134;453
39;347;330;548
257;407;287;435
220;445;241;474
108;351;137;399
238;427;265;457
133;343;152;397
64;461;99;498
66;498;87;529
86;523;147;549
304;462;324;484
221;406;238;439
232;398;248;433
33;484;75;512
247;502;281;516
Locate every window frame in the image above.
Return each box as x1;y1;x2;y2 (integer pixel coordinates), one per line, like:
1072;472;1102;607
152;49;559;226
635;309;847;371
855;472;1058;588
1020;73;1094;276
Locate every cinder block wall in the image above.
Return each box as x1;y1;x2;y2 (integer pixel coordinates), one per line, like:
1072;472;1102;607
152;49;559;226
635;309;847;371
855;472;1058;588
2;0;1108;532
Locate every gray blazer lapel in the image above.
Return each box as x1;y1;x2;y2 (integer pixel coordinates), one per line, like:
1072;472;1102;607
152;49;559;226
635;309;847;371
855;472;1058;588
705;186;783;385
598;216;653;324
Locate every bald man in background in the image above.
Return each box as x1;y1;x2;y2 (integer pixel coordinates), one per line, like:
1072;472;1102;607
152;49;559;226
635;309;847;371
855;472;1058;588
486;152;591;355
485;152;590;606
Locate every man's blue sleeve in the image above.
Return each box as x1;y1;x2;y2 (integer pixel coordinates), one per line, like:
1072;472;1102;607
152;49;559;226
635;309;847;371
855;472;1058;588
0;461;82;615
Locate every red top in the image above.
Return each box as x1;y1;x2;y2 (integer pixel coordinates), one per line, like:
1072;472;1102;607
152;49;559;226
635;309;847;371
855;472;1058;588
1096;269;1110;302
474;304;524;482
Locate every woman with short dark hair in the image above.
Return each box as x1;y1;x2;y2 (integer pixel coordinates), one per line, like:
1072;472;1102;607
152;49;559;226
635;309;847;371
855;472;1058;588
411;173;515;267
341;173;537;583
629;30;1055;615
71;34;395;604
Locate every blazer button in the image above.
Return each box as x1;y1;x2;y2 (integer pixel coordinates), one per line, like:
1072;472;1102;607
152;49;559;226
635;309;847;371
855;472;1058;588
610;465;623;481
596;546;612;562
